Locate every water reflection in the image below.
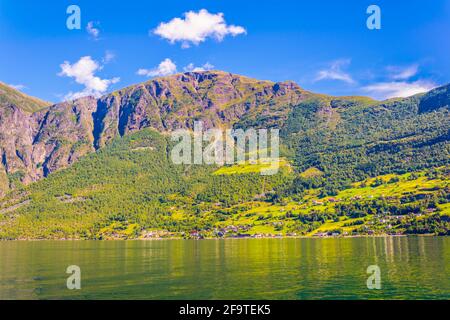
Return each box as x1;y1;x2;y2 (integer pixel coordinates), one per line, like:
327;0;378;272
0;237;448;300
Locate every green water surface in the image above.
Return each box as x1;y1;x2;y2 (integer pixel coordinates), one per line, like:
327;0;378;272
0;237;448;300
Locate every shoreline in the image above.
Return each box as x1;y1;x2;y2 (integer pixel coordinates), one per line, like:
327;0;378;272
1;234;446;242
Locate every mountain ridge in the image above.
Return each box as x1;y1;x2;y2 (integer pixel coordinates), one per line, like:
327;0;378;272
0;71;310;195
0;71;449;197
0;82;51;112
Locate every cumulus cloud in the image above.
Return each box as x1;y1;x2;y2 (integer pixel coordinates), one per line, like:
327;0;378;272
86;21;100;39
387;64;419;80
153;9;246;48
137;58;177;77
183;62;214;72
362;80;436;100
315;59;355;84
59;56;120;101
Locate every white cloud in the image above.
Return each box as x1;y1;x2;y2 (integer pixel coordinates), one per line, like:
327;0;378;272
102;51;115;64
59;56;120;101
387;64;419;80
183;62;215;72
315;59;355;84
9;84;27;91
153;9;246;48
362;80;436;100
86;21;100;39
137;58;178;77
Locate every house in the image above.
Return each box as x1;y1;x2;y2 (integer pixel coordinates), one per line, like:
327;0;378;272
313;232;327;237
331;232;340;237
225;225;238;233
286;233;297;237
216;231;224;237
189;231;203;239
235;233;251;238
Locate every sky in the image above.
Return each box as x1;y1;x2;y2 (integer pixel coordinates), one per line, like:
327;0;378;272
0;0;449;102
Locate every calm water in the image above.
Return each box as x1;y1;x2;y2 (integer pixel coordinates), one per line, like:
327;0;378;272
0;237;449;300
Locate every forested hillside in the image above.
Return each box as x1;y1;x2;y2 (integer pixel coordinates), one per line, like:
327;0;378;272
281;88;450;191
0;72;448;239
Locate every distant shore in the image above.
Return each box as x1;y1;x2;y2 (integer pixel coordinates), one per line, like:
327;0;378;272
5;234;448;241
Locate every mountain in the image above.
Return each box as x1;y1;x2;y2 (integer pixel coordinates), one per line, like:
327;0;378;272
282;91;450;184
0;71;449;194
419;83;450;113
0;82;50;112
0;71;449;239
0;83;51;195
0;128;447;240
0;71;308;196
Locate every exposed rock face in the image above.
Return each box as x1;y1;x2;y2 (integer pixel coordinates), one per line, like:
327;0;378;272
0;97;98;195
0;105;39;189
92;71;307;148
0;71;309;196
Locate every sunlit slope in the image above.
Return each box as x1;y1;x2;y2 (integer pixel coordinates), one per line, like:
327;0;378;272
0;82;50;112
0;129;289;239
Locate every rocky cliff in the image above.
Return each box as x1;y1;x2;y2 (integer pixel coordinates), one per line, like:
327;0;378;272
0;71;309;195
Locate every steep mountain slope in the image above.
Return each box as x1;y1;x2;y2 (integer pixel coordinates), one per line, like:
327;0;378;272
0;128;447;239
0;83;51;195
282;88;450;186
0;72;309;196
0;129;291;239
92;71;307;147
0;96;99;196
0;82;50;112
0;72;449;239
0;71;449;197
419;83;450;113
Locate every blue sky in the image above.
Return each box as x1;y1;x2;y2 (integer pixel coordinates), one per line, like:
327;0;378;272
0;0;449;102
